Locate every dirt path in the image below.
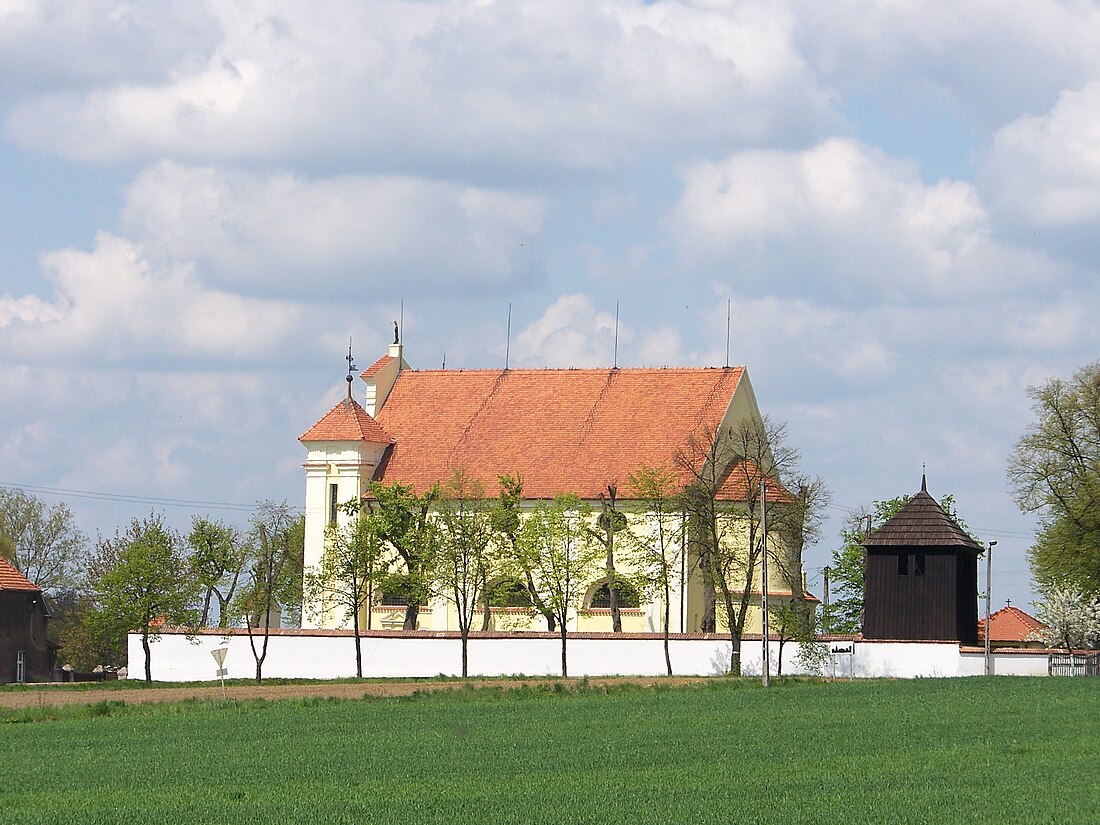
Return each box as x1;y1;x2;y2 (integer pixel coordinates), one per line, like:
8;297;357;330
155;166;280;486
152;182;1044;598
0;676;715;710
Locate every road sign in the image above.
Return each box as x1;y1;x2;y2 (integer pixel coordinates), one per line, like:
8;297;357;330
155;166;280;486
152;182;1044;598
829;641;855;655
216;668;228;677
211;647;228;667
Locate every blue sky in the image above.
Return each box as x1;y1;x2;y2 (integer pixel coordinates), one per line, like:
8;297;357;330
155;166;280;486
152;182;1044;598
4;1;1100;611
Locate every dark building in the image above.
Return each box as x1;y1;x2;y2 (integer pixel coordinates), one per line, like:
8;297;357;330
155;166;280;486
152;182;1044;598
862;477;981;643
0;556;53;683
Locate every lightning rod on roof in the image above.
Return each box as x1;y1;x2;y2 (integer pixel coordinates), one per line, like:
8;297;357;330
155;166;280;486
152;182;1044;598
613;301;619;369
725;298;731;369
505;302;512;370
399;301;404;344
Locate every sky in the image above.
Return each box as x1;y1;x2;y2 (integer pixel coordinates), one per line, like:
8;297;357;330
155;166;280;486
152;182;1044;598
3;0;1100;613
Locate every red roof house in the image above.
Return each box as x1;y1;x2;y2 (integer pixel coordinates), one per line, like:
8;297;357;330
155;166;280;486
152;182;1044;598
978;605;1046;648
0;556;53;683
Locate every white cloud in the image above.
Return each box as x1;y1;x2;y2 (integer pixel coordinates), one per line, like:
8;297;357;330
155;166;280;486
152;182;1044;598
670;138;1063;302
0;1;216;94
5;0;835;171
511;293;682;368
0;232;302;364
800;0;1100;128
119;161;546;296
984;79;1100;228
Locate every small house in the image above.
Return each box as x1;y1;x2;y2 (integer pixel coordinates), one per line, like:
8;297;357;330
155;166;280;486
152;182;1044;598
0;556;52;683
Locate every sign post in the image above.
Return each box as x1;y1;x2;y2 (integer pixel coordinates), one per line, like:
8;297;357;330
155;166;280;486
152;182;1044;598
828;641;855;680
211;647;228;700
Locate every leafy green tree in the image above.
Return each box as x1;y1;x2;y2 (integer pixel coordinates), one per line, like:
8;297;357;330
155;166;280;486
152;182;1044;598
435;469;500;677
366;481;439;630
1033;587;1100;650
770;597;818;676
491;475;557;632
188;517;248;627
1008;362;1100;596
826;493;974;634
0;488;88;593
513;493;602;676
48;591;124;670
233;501;302;684
304;502;391;677
592;484;629;633
625;464;684;675
87;514;201;683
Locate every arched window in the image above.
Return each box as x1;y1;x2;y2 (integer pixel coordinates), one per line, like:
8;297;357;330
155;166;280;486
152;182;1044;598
587;578;641;609
488;578;532;608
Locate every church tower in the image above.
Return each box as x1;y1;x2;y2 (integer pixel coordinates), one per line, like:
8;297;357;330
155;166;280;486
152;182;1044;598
298;338;405;628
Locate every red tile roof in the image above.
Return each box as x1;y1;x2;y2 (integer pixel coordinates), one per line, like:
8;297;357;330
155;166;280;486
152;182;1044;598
373;366;753;499
300;397;394;444
360;354;395;378
977;605;1045;643
0;556;39;591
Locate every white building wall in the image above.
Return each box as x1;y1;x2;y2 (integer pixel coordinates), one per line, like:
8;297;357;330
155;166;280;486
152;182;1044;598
129;632;1055;682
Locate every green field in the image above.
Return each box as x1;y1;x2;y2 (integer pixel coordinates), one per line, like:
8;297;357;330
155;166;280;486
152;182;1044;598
2;678;1097;824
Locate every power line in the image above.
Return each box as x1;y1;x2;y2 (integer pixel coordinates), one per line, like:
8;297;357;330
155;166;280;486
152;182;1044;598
0;481;299;515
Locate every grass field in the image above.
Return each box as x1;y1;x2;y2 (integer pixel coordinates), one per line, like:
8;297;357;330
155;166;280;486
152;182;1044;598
2;678;1097;824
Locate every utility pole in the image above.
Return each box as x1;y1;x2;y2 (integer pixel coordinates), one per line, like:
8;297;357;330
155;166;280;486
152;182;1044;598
985;540;997;676
822;565;831;634
761;477;770;687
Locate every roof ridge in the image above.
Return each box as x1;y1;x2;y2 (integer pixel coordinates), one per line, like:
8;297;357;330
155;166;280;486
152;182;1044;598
404;366;745;375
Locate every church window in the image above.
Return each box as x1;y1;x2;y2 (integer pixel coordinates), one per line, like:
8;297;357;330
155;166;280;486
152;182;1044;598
588;578;641;609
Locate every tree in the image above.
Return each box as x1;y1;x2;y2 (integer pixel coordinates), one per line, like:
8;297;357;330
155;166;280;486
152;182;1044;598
677;416;821;675
492;475;557;632
188;517;248;627
233;501;302;684
625;464;684;675
1008;362;1100;596
87;514;201;683
513;493;602;676
48;591;125;671
304;502;391;677
826;493;975;634
366;481;439;631
435;469;499;677
592;485;629;633
0;488;88;593
1032;587;1100;650
770;597;818;676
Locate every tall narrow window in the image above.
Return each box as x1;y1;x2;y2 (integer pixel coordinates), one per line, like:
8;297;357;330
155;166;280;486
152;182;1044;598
15;651;26;683
914;553;926;577
897;554;909;576
329;483;339;525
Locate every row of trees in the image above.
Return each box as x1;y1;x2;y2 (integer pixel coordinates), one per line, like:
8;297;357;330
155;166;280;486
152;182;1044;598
0;489;304;683
2;416;826;681
308;417;827;678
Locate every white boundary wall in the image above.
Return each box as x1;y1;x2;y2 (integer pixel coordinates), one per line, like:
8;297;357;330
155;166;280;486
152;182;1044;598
128;631;1054;681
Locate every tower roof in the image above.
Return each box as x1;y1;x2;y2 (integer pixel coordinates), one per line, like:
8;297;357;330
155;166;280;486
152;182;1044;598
299;397;393;444
863;480;982;551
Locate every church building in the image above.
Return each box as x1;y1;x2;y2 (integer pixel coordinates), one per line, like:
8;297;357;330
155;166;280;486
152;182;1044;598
299;338;808;634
